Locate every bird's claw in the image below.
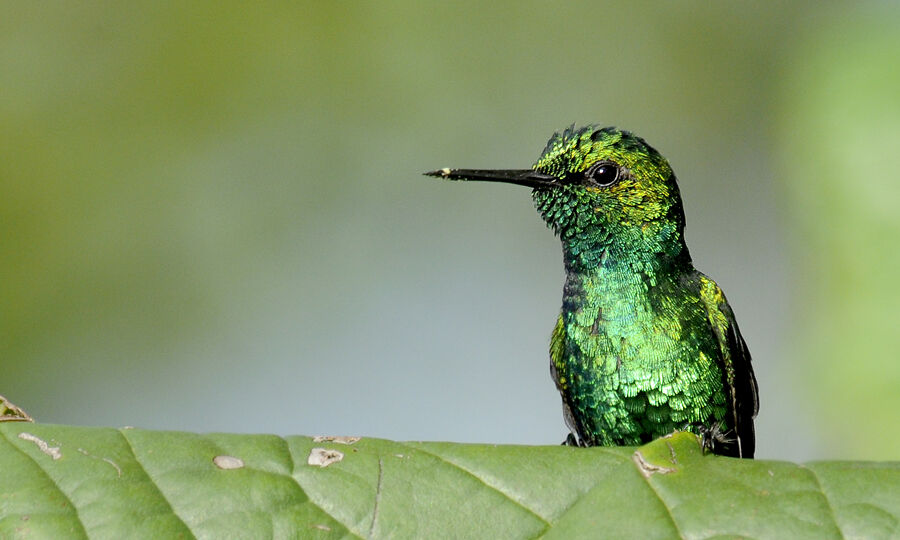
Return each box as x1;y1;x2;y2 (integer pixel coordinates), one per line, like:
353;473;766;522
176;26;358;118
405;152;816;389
562;433;586;447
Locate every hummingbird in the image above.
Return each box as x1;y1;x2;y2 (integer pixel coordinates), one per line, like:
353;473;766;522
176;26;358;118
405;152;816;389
426;125;759;458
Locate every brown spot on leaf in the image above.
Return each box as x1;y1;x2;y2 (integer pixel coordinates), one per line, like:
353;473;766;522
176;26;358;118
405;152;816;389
632;450;675;478
312;435;361;445
18;433;61;460
666;442;679;465
308;447;344;467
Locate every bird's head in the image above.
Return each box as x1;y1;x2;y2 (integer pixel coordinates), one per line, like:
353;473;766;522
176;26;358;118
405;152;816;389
427;125;688;269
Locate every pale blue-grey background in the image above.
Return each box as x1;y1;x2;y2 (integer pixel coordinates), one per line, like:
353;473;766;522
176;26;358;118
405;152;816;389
4;2;899;460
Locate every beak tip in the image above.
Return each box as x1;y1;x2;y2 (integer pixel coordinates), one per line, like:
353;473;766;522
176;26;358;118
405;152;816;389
423;168;453;178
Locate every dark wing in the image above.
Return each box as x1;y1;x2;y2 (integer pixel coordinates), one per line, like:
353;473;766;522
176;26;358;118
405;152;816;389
722;316;759;457
698;275;759;458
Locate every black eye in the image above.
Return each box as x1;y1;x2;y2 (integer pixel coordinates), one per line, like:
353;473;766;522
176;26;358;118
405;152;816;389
584;162;620;187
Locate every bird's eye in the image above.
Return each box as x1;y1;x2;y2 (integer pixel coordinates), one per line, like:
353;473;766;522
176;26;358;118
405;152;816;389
584;162;620;187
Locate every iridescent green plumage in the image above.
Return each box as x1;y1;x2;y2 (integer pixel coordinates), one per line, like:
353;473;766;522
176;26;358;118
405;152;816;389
427;125;759;458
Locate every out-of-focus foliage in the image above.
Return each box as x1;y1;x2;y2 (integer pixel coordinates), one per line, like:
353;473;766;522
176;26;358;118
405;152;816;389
778;10;900;460
1;2;898;461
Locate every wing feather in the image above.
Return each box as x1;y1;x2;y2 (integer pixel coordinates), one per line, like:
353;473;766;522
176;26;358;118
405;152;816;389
698;275;759;458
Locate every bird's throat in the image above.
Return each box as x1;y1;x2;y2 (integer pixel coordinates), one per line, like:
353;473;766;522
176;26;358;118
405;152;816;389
559;237;692;319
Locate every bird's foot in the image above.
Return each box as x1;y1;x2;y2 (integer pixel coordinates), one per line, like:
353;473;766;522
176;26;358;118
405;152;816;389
561;433;587;447
689;422;735;455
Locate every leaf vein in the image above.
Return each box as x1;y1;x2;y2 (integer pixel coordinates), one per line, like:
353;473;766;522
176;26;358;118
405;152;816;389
632;451;685;540
406;444;552;527
116;429;196;538
279;437;366;539
368;457;384;539
799;463;846;539
0;428;90;539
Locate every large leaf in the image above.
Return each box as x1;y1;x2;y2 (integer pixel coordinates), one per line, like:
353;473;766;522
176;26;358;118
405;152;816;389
1;424;898;539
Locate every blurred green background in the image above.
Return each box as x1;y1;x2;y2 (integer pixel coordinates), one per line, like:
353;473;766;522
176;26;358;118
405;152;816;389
3;2;899;461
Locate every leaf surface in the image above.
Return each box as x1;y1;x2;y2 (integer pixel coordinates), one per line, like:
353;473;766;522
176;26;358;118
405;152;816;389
1;425;898;539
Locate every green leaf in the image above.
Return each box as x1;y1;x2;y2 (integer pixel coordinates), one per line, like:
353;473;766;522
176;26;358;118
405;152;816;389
1;425;898;539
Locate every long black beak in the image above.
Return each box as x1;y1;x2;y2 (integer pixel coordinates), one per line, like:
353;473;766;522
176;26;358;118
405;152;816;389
423;168;558;189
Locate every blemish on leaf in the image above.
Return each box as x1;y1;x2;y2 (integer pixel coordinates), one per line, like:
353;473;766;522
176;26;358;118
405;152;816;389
103;457;123;476
308;447;344;467
18;432;61;460
0;395;33;422
312;435;360;445
368;458;385;537
632;450;675;478
666;442;678;465
311;524;331;531
77;448;123;477
213;455;245;470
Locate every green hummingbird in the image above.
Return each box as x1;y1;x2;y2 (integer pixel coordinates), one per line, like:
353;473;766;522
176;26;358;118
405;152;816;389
426;125;759;458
